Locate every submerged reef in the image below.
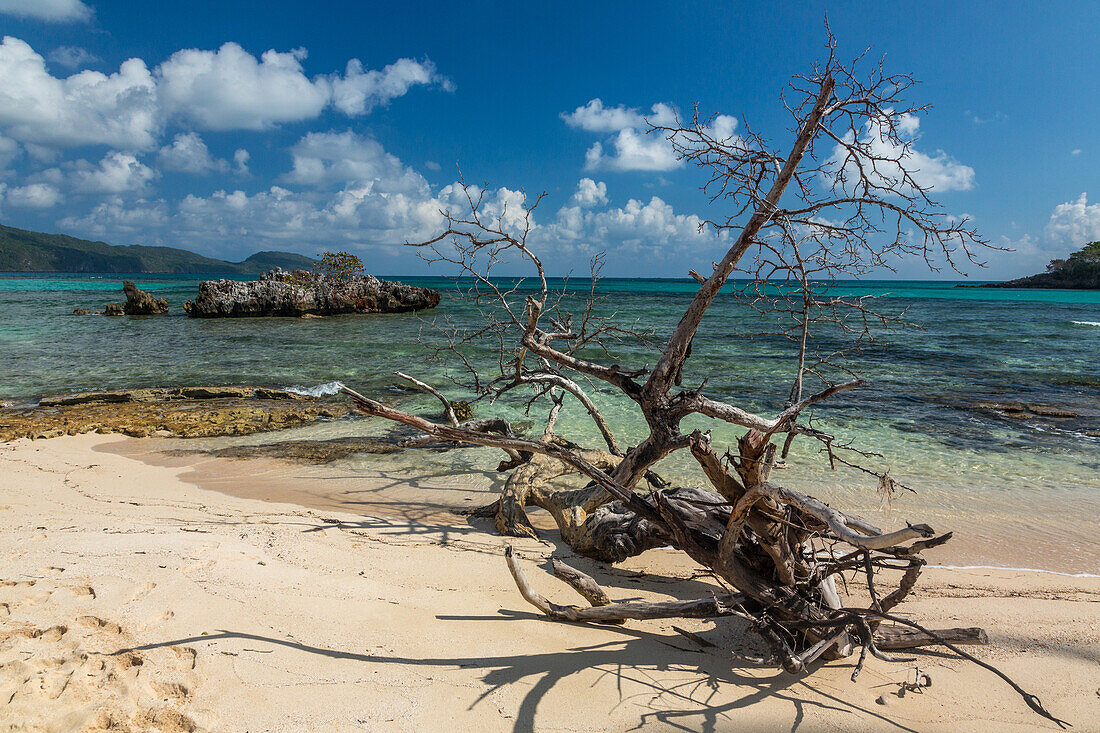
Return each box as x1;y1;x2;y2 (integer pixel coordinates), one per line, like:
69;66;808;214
0;386;351;441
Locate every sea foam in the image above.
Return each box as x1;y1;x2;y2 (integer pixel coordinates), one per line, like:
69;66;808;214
1072;320;1100;326
282;381;346;397
932;564;1099;578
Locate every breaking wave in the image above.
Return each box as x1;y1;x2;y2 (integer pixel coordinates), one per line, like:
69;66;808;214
282;381;345;397
1072;320;1100;326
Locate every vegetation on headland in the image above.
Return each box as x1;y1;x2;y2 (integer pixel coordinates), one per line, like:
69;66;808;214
984;241;1100;289
0;223;316;274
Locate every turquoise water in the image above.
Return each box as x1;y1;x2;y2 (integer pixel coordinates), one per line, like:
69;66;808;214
2;273;1099;572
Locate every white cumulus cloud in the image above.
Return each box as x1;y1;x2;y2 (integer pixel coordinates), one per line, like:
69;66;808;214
0;0;91;22
827;112;975;194
232;148;250;176
0;134;20;170
570;178;607;207
0;36;159;150
548;191;715;258
281;130;428;194
1046;193;1100;246
69;151;156;193
0;35;451;159
331;57;451;116
562;98;649;133
157;132;227;174
173;183;444;254
6;182;61;207
564;98;736;173
156;44;449;131
60;196;168;237
47;45;100;69
157;43;330;131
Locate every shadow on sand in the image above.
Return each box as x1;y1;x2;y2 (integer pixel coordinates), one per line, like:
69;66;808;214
116;611;923;733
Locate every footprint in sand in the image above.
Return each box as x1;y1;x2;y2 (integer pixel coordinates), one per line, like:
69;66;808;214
129;581;157;601
92;707;197;733
153;680;190;701
76;615;122;635
39;665;78;701
0;579;36;588
0;624;43;643
170;646;197;670
143;609;177;629
0;578;204;731
38;624;68;643
114;651;144;670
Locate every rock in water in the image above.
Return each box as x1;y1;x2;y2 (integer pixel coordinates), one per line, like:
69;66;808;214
102;303;124;316
72;308;90;315
122;281;169;315
182;269;441;318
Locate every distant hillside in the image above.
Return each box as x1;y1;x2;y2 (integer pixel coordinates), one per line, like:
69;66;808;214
0;224;317;274
984;241;1100;290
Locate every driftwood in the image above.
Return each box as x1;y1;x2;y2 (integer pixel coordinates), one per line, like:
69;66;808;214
340;28;1068;729
508;548;988;651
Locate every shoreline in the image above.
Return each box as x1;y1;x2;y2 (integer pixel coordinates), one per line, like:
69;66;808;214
928;565;1100;579
2;379;1096;575
1;433;1097;731
99;432;1100;577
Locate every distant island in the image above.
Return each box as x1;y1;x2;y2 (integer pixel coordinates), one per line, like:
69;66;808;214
983;241;1100;289
0;223;317;274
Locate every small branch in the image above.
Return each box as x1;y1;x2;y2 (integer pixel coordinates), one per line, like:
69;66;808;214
762;482;936;550
395;371;459;426
550;557;612;607
874;626;988;650
506;547;747;623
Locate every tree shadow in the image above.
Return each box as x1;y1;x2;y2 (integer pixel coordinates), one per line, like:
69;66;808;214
116;614;920;733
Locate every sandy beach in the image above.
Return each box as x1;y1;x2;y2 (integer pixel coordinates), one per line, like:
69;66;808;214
0;433;1097;732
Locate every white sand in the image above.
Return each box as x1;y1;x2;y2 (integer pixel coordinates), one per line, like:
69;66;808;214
0;433;1097;731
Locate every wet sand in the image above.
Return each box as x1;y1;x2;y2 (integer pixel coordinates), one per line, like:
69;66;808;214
103;433;1100;576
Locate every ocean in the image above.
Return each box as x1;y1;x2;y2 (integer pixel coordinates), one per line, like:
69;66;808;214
2;273;1098;573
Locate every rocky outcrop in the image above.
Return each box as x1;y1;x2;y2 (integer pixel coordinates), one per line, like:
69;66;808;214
122;280;169;315
35;386;304;407
72;308;90;315
0;386;351;440
182;270;441;318
102;303;124;316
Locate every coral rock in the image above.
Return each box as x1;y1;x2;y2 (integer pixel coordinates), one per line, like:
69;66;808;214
183;269;441;318
122;281;169;315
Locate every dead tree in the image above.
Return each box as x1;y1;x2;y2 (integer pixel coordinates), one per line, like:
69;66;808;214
341;32;1066;727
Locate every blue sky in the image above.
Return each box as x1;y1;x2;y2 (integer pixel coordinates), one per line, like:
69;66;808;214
0;0;1096;278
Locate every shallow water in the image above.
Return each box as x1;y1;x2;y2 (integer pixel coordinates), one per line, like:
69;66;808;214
2;273;1098;572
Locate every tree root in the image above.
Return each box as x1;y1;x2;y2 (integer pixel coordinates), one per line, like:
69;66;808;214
504;546;1065;728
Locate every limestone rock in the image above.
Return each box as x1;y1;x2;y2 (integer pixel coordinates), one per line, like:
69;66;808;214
72;308;90;315
182;269;441;318
102;303;124;316
122;281;169;315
